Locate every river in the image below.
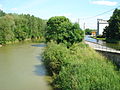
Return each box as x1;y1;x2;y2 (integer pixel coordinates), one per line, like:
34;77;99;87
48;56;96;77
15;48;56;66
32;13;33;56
85;35;120;50
0;42;52;90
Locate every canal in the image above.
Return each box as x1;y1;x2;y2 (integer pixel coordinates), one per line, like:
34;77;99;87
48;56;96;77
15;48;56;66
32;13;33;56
0;42;52;90
85;35;120;50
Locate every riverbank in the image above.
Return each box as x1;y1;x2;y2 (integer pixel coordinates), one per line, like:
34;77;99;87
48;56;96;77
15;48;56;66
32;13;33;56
91;36;120;43
43;42;120;90
90;36;106;41
0;37;45;47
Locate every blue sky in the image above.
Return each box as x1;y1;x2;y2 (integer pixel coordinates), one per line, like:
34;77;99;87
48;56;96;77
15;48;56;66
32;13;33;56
0;0;120;29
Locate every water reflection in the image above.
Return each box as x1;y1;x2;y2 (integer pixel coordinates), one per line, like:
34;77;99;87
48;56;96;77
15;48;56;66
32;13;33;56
31;44;46;47
84;35;105;44
33;55;47;76
85;35;120;50
33;64;47;76
36;55;43;62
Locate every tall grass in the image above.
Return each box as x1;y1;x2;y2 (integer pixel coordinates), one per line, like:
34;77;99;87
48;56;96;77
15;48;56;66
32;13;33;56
43;42;120;90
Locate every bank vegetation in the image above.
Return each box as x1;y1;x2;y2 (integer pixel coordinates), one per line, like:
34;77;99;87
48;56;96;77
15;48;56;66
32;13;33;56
43;16;120;90
0;10;46;45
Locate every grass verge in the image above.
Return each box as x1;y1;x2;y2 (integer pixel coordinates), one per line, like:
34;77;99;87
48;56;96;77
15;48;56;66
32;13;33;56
43;41;120;90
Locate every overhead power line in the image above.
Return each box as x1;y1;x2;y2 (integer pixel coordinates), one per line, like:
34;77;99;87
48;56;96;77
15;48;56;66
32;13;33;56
80;5;120;20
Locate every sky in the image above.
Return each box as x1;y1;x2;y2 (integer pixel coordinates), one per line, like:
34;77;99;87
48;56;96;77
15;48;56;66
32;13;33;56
0;0;120;29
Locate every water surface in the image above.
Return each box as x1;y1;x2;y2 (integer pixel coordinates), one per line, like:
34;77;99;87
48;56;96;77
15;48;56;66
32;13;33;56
0;42;52;90
85;35;120;50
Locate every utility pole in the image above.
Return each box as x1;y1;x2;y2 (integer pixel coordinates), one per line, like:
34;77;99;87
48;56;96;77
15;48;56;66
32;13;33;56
78;18;80;24
97;19;99;35
83;22;85;30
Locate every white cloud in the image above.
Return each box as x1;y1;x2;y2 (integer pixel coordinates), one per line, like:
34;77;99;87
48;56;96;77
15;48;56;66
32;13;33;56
0;4;3;10
91;0;117;6
11;8;18;11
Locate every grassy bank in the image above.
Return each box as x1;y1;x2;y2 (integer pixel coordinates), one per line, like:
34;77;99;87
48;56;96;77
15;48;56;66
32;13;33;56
96;38;106;41
43;42;120;90
91;36;106;41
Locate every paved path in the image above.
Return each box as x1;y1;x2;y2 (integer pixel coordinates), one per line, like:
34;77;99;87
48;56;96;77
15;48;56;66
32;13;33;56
85;41;120;54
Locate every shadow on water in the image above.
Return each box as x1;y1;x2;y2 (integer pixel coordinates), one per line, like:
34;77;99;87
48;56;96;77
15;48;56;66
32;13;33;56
33;55;47;76
36;55;43;62
31;44;46;47
33;64;47;76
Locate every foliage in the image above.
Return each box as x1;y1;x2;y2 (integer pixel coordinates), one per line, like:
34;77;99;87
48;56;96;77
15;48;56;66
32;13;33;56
96;35;104;38
0;15;15;44
103;8;120;41
0;9;5;17
43;42;120;90
85;28;95;35
45;16;84;47
43;41;70;75
0;11;46;44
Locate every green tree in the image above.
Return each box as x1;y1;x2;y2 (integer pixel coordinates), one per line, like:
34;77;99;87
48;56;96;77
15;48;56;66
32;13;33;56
85;28;96;35
103;8;120;41
13;15;27;41
45;16;84;46
0;15;15;44
0;10;46;44
85;28;93;35
0;9;5;17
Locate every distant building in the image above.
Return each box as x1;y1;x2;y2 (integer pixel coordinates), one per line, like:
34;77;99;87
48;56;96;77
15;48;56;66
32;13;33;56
97;19;108;35
91;31;97;36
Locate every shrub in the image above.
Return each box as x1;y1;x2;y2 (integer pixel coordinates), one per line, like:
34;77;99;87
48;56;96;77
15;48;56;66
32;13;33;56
96;35;104;38
43;42;120;90
53;63;120;90
43;41;70;75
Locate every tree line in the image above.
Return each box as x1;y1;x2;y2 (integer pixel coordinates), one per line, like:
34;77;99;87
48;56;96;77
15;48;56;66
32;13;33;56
84;28;96;35
0;10;46;44
0;10;84;45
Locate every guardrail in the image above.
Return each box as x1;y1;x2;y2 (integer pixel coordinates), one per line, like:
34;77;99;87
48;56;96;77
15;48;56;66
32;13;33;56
85;41;120;53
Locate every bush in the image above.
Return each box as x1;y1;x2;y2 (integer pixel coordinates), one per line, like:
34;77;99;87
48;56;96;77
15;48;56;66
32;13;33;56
96;35;104;38
43;42;120;90
106;38;119;43
53;64;120;90
43;41;70;75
